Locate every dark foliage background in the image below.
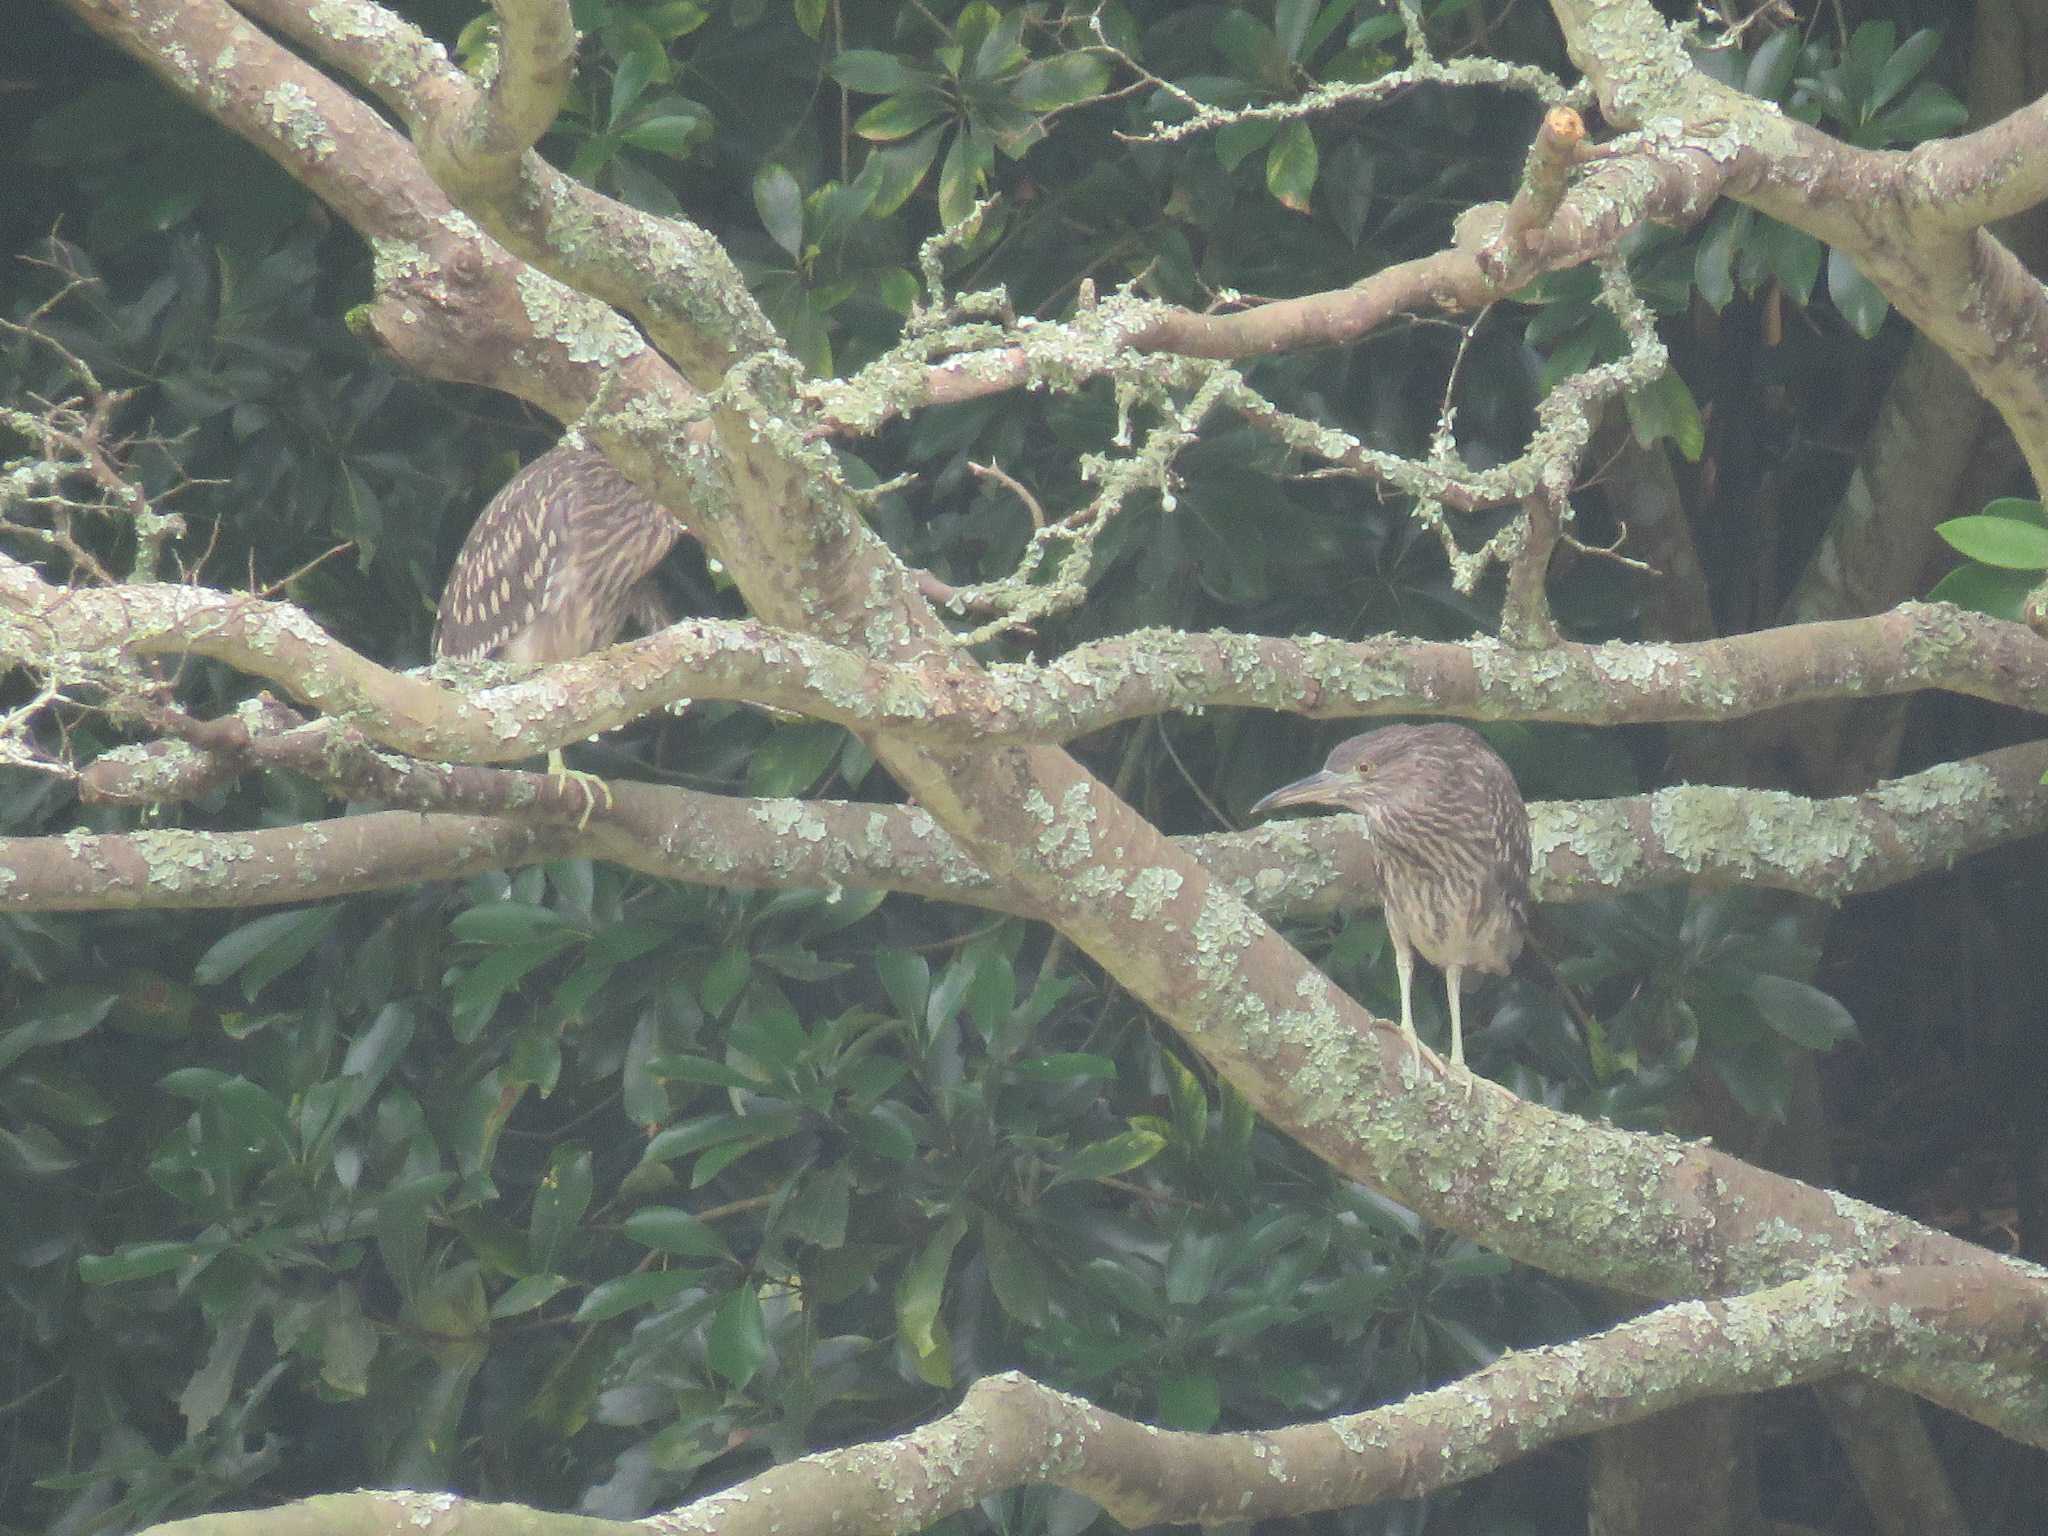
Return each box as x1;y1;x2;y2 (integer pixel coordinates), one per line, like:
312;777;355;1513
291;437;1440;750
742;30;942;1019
2;2;2042;1533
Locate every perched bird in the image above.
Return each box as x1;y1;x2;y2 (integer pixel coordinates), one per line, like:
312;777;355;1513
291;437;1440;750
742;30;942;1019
434;442;683;664
434;442;686;823
1250;724;1531;1077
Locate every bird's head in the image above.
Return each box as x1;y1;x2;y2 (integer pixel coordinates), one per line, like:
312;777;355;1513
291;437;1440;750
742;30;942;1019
1248;724;1483;819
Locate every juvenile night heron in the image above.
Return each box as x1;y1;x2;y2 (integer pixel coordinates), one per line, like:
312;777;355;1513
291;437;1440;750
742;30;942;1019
434;442;683;664
434;442;685;822
1250;723;1531;1077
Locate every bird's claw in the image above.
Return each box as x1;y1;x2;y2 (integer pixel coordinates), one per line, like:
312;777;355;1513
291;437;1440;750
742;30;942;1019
546;752;612;831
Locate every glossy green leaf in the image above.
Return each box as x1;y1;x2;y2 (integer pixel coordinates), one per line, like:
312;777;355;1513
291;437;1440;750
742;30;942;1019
1156;1372;1221;1431
449;902;571;944
528;1145;593;1273
706;1285;769;1389
832;49;927;95
1926;563;2037;620
1266;120;1315;214
574;1268;701;1324
874;948;930;1023
1826;246;1888;338
896;1211;967;1358
1746;975;1857;1050
648;1052;764;1090
624;1206;730;1259
1051;1127;1167;1188
1936;514;2048;570
1008;1052;1117;1082
855;90;951;144
490;1273;570;1319
79;1240;210;1285
980;1214;1049;1326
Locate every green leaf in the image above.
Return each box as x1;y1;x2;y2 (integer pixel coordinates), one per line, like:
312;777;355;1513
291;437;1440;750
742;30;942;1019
1051;1127;1167;1188
1163;1051;1208;1149
979;1214;1050;1326
1742;30;1800;102
1867;28;1940;115
318;1285;378;1397
1936;514;2048;570
1265;121;1317;213
215;1077;294;1163
609;40;662;124
896;1212;967;1358
1692;207;1738;311
1009;53;1109;112
528;1144;593;1273
706;1285;769;1389
1275;0;1318;60
855;90;952;144
1826;246;1888;338
746;722;845;797
936;127;993;230
874;948;930;1023
701;949;752;1015
621;111;709;158
1157;1372;1221;1431
1979;497;2048;526
1706;1033;1793;1122
754;163;805;257
781;1166;851;1248
926;952;977;1038
449;902;572;945
575;1268;701;1323
193;905;339;999
1008;1052;1117;1082
1215;118;1276;174
79;1240;210;1284
647;1052;764;1090
1869;82;1966;146
624;1206;731;1259
644;1111;795;1165
1625;369;1705;462
1761;220;1822;306
1746;975;1857;1050
1925;564;2037;620
849;1105;917;1162
964;950;1015;1042
491;1273;570;1318
0;986;117;1074
832;49;927;95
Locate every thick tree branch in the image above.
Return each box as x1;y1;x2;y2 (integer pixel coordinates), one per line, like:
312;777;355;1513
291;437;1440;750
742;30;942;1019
8;546;2047;764
139;1264;2048;1536
12;741;2048;916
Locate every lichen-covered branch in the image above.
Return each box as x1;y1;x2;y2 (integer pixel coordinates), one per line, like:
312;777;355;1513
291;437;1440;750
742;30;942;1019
17;739;2045;933
7;545;2046;770
136;1264;2048;1536
1553;0;2048;493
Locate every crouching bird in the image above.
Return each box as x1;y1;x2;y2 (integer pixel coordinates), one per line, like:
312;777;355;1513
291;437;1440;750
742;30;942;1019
1250;724;1531;1078
434;442;685;825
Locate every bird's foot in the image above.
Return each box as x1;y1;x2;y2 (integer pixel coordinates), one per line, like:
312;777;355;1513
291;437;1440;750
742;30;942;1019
546;750;612;831
1396;1026;1444;1085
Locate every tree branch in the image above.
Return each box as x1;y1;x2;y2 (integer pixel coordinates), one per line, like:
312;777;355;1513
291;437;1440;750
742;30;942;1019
137;1264;2048;1536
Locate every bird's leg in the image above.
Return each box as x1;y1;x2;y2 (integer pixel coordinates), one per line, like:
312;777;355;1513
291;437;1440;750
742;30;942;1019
1391;935;1423;1078
1445;966;1465;1068
546;748;612;832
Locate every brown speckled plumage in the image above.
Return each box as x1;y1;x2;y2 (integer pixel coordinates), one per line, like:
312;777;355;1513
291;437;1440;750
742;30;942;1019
1250;723;1531;1076
433;443;684;663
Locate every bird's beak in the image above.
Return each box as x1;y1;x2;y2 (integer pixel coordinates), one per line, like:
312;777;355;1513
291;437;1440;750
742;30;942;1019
1248;769;1346;818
